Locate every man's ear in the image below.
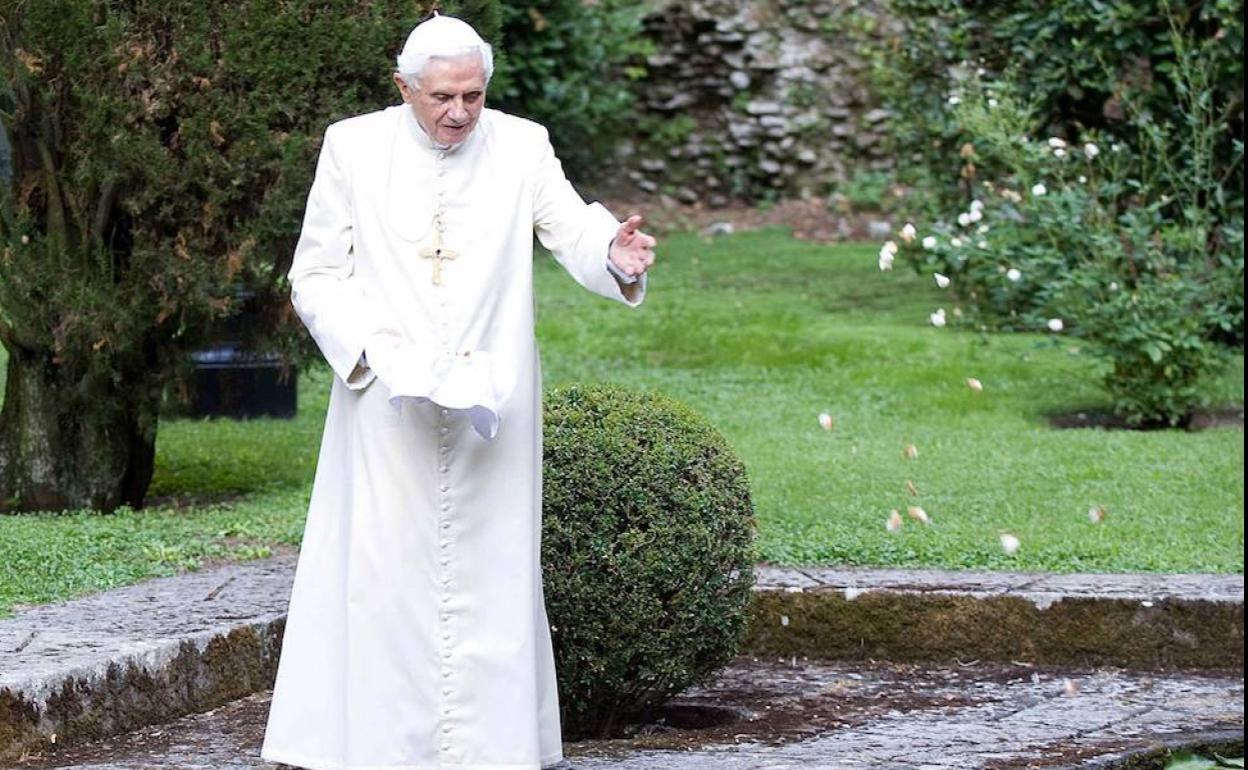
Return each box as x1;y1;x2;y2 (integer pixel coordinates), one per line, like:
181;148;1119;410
393;72;412;103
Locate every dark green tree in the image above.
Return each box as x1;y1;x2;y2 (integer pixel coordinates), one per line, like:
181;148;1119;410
0;0;505;512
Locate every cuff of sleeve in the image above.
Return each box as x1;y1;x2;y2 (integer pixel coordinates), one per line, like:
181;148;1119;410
606;254;639;285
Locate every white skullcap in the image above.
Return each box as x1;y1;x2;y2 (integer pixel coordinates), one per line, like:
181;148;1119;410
396;13;494;83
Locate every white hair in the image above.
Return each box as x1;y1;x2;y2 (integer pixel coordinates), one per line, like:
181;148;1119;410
396;14;494;90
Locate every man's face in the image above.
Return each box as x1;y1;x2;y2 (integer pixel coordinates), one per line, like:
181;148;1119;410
395;55;486;146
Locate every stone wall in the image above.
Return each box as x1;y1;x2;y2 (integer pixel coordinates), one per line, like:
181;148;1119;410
613;0;899;205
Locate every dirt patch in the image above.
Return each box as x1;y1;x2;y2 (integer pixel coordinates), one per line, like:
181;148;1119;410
600;196;895;243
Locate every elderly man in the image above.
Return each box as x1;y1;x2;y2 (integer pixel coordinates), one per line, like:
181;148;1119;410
260;13;655;770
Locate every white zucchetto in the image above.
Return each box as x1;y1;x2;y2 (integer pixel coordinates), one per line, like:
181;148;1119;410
396;13;494;82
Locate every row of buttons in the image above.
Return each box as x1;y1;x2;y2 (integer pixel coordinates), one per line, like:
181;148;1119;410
434;148;457;758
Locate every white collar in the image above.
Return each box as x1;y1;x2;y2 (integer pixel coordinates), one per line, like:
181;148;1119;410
401;105;475;154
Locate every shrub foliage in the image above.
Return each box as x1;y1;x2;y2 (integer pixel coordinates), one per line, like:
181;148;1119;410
875;0;1244;425
542;383;757;738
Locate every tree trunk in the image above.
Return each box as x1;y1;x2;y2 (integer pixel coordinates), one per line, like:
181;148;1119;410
0;348;158;513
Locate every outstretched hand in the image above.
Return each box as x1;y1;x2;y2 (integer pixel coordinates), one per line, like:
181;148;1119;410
608;215;657;279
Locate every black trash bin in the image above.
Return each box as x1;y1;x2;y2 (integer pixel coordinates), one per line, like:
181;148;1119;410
187;344;297;419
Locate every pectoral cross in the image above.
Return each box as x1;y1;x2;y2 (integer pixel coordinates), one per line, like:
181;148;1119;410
420;216;459;286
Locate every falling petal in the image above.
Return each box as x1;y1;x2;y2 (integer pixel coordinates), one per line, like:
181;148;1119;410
906;480;919;497
967;378;983;392
903;443;919;460
886;510;904;532
1088;505;1107;523
934;272;951;288
818;412;835;431
1000;533;1021;555
907;506;930;525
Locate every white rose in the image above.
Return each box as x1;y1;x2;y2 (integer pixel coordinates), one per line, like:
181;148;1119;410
1006;268;1022;282
1084;142;1100;159
934;273;951;288
1031;183;1047;196
1047;318;1064;332
922;235;938;250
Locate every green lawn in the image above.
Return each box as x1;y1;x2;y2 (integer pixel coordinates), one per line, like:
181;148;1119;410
1;228;1243;614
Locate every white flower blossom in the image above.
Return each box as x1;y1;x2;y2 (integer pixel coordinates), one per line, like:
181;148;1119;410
882;240;899;256
1053;148;1068;159
988;98;999;108
818;413;835;431
1048;137;1068;149
1047;318;1064;332
977;240;989;249
930;308;947;327
934;272;951;288
1078;175;1088;184
1084;142;1100;160
958;212;972;227
1109;281;1119;291
878;250;895;271
977;224;990;234
900;223;918;243
1031;183;1047;196
1006;268;1022;282
968;208;983;223
950;237;964;248
1111;143;1123;153
1000;533;1021;555
970;199;985;212
922;235;939;250
947;95;962;105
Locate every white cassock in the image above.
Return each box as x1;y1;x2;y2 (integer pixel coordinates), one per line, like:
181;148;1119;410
260;104;645;770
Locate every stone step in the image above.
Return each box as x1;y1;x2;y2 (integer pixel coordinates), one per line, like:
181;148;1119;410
7;659;1243;770
1;554;1242;761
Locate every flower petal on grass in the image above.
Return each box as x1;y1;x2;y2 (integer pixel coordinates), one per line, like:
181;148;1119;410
1000;533;1021;555
967;377;983;392
904;443;919;460
906;480;919;497
1088;505;1107;524
818;412;835;431
886;510;904;532
907;506;930;525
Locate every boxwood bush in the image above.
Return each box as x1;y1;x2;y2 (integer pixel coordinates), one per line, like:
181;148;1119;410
542;383;757;738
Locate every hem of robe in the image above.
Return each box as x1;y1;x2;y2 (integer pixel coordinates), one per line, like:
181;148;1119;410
259;747;565;770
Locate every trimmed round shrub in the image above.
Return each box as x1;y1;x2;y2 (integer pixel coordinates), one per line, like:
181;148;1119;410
542;383;756;739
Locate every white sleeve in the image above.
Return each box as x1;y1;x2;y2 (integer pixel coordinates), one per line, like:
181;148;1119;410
532;130;646;306
288;123;396;389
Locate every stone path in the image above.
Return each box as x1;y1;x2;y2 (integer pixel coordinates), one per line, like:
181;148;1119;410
2;555;1242;764
9;659;1242;770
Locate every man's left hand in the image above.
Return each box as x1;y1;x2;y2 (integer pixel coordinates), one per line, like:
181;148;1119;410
609;215;657;279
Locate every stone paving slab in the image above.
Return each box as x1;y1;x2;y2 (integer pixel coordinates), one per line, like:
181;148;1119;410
0;555;299;764
8;660;1242;770
1;555;1242;762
